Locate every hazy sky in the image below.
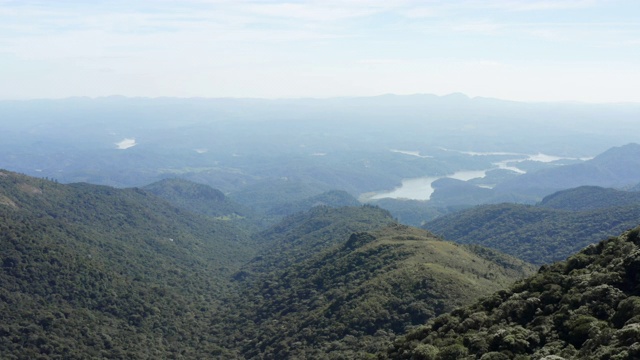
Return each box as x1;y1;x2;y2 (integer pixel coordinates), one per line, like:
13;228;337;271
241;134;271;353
1;0;639;102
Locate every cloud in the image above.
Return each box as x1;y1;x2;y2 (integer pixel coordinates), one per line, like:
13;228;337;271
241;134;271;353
244;2;380;22
450;21;504;34
0;0;638;101
400;6;440;19
358;58;407;65
477;0;597;12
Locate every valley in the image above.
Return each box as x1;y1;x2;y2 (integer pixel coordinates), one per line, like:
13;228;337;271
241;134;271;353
1;96;640;359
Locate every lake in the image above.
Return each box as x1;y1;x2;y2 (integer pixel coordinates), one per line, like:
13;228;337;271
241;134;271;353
367;150;581;201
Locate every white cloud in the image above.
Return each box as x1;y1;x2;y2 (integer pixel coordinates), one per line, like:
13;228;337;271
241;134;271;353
115;138;136;150
477;0;597;12
244;2;379;22
450;21;503;34
396;5;441;19
0;0;638;102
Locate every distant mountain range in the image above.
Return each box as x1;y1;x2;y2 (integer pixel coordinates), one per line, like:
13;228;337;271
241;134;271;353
2;96;640;205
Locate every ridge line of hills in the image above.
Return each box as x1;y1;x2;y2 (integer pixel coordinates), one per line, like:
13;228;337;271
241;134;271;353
425;185;640;265
0;169;536;359
2;168;640;359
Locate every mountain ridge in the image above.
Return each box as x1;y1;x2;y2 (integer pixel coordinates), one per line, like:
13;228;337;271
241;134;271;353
425;200;640;265
386;226;640;359
224;221;535;358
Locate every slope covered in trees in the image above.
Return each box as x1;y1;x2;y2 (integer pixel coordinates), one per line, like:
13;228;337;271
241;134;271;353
265;190;361;217
0;170;255;358
538;186;640;211
225;223;535;359
242;205;396;275
387;227;640;360
142;177;262;230
14;170;629;359
142;178;251;219
425;200;640;265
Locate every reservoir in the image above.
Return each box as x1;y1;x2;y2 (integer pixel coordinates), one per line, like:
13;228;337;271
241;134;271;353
369;169;487;201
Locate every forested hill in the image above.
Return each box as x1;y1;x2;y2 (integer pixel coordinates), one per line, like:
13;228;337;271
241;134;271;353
425;199;640;265
538;185;640;211
142;177;251;219
224;223;536;359
265;189;361;217
0;170;255;358
0;171;537;359
240;205;395;276
387;227;640;359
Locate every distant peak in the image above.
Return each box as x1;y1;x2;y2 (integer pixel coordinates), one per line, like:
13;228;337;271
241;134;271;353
442;92;470;99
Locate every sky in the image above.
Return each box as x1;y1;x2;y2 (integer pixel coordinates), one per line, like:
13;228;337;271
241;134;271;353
1;0;639;102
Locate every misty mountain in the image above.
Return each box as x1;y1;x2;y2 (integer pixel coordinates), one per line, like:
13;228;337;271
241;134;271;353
493;143;640;199
265;190;361;217
538;185;640;211
2;96;639;202
142;178;252;218
386;144;640;221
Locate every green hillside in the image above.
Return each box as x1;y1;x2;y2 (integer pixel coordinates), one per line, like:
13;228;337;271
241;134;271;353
425;202;640;264
225;220;535;359
0;170;255;358
0;170;562;359
266;190;361;217
242;205;395;275
142;178;250;218
387;227;640;359
228;178;331;216
142;177;261;230
539;186;640;211
367;198;454;227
